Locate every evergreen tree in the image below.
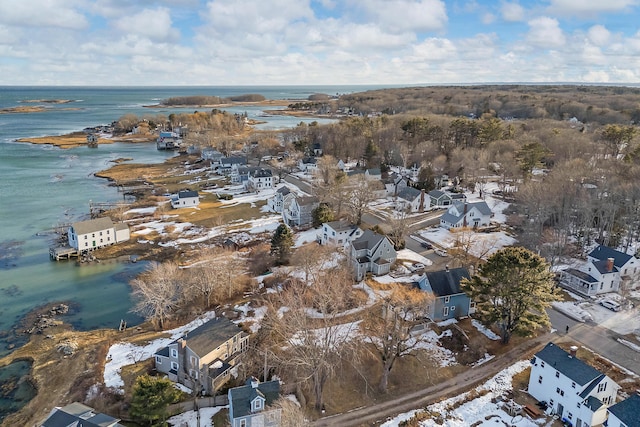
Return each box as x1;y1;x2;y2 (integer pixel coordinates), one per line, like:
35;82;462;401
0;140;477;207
129;375;181;426
271;224;294;264
312;203;335;227
461;246;560;344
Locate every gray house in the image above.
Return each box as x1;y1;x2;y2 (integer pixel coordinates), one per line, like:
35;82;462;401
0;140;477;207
41;402;123;427
417;267;473;321
350;229;397;280
228;378;281;427
154;317;249;395
283;195;319;228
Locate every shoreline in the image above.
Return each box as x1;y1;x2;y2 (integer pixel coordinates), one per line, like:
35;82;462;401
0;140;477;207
15;132;156;149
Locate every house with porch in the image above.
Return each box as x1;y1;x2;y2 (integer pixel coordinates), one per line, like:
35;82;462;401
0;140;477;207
282;195;319;228
350;230;397;280
228;377;281;427
439;201;492;230
607;393;640;427
41;402;124;427
528;343;620;427
417;267;474;321
588;245;640;289
319;220;363;248
68;217;129;252
154;317;249;395
171;190;200;208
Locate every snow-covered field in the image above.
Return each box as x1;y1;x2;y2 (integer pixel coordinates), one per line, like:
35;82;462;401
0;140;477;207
381;361;540;427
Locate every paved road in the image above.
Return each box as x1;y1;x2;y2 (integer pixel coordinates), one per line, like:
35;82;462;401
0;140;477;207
283;174;314;195
312;333;555;427
548;308;640;375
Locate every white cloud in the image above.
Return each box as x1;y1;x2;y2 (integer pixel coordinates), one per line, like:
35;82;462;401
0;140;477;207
482;13;496;24
546;0;640;16
583;70;610;82
0;0;88;30
526;16;566;48
412;38;457;61
501;2;525;21
203;0;314;34
587;25;611;46
352;0;448;33
113;8;179;42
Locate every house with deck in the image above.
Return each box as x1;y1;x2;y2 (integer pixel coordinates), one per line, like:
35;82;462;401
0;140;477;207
439;201;492;230
41;402;123;427
267;186;292;213
67;217;129;252
228;377;281;427
417;267;474;321
607;393;640;427
154;317;249;395
282;195;319;228
350;230;397;280
528;343;620;427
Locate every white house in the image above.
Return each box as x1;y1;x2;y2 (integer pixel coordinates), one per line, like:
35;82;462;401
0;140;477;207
267;186;292;213
68;217;130;251
350;229;397;280
528;343;620;427
171;190;200;208
559;258;620;296
201;147;224;162
228;378;281;427
246;168;273;192
439;201;492;230
607;393;640;427
588;245;640;289
319;220;363;248
396;187;425;213
298;157;318;173
213;156;248;175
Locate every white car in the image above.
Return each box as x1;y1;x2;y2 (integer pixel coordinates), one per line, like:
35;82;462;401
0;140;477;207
600;300;621;312
412;263;425;270
434;248;448;257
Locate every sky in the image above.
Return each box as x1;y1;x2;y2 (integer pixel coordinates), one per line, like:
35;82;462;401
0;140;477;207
1;0;639;86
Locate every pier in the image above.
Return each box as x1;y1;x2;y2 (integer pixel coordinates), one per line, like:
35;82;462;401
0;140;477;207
49;246;79;260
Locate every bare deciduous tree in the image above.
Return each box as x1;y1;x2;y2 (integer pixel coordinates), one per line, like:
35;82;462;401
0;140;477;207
130;261;183;330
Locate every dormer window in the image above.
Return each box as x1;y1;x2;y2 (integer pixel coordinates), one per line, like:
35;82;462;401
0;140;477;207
252;398;263;412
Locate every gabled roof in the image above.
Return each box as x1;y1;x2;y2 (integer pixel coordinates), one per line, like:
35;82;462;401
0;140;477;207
588;245;634;268
591;259;619;275
420;268;470;297
534;343;601;386
251;168;272;178
325;220;358;233
294;196;319;208
563;268;598;283
221;156;247;165
441;201;492;225
351;229;385;251
42;402;123;427
178;190;199;199
276;186;291;195
229;379;280;419
397;186;421;202
428;190;447;198
300;157;317;164
608;393;640;427
71;217;114;235
156;317;246;359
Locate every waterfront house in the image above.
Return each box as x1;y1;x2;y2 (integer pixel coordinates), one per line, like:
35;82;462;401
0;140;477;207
41;402;123;427
439;201;492;230
67;217;129;252
171;190;200;208
528;343;620;427
417;267;474;321
319;220;363;248
154;316;249;395
157;131;182;150
202;147;224;162
350;230;397;280
607;393;640;427
228;377;281;427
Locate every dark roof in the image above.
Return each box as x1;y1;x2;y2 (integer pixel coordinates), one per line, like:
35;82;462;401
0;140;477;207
397;186;421;201
534;343;601;386
301;157;317;164
608;393;640;427
592;259;619;275
251;168;272;178
295;196;319;208
276;186;291;195
421;268;471;297
208;358;232;379
42;403;123;427
563;268;598;283
222;156;247;165
325;220;357;233
428;190;446;198
584;395;604;411
367;168;381;175
579;374;605;399
155;346;170;357
178;190;199;198
180;317;246;358
588;245;634;268
441;201;492;225
352;229;385;251
229;380;280;419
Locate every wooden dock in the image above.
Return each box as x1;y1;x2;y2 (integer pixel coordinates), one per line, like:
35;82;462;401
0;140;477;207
49;246;79;261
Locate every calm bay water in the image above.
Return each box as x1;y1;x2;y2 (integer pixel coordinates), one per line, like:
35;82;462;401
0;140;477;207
0;85;386;356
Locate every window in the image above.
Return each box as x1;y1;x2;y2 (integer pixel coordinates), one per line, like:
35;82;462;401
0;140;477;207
84;235;87;240
444;296;451;303
541;361;545;368
577;402;581;408
451;306;456;311
189;369;198;379
170;361;179;371
568;413;573;420
538;376;543;384
156;356;162;364
597;382;607;392
549;399;554;406
190;356;197;366
99;231;103;236
170;348;178;358
443;307;449;317
92;233;95;237
555;371;560;378
571;382;576;389
240;420;246;427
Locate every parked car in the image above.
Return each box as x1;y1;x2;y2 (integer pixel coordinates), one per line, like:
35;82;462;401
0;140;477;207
600;300;621;312
421;241;433;249
435;248;448;257
412;263;425;270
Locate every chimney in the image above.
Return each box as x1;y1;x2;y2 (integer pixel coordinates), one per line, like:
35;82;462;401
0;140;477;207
606;258;614;272
179;338;186;349
462;202;468;228
570;346;578;358
248;376;260;388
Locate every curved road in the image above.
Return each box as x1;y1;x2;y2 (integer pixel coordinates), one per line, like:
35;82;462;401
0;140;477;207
312;333;555;427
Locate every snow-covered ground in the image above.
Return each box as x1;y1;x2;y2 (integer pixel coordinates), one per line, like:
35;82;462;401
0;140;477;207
381;360;540;427
558;291;640;335
167;406;226;427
